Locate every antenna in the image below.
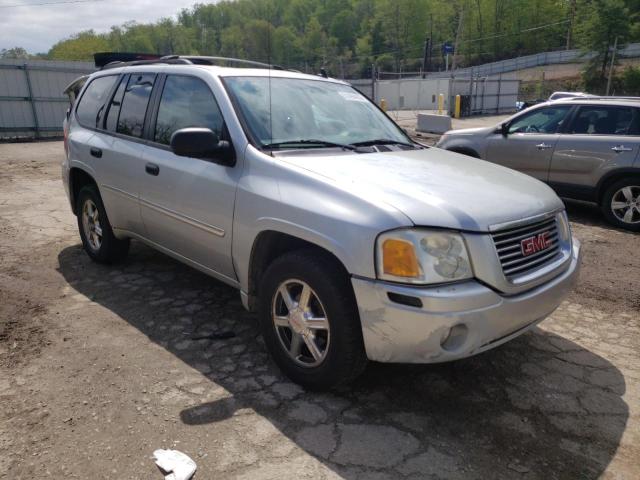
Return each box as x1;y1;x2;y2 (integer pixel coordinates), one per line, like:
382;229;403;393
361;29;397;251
267;18;273;150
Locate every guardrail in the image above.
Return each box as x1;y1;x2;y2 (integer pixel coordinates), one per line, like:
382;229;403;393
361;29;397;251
378;43;640;80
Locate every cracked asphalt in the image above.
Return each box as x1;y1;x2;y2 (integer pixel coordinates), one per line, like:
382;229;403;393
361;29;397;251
0;141;639;479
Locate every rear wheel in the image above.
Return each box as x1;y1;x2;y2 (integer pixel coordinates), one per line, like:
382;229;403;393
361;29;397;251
601;179;640;232
258;250;367;390
76;185;130;263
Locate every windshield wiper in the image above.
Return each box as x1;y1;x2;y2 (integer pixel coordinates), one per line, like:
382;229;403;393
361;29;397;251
350;138;420;148
262;139;356;151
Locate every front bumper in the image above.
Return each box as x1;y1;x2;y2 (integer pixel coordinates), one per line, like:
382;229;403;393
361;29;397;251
351;239;581;363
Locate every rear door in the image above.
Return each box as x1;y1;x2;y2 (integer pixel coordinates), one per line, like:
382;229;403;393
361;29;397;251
89;73;157;234
549;105;640;198
486;104;572;182
139;74;239;281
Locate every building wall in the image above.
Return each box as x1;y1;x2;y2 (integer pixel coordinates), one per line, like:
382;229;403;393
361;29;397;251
375;78;451;111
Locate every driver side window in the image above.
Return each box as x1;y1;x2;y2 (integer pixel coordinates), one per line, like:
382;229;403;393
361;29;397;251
508;106;571;134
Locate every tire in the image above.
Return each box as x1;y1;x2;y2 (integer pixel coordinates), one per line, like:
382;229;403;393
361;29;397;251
76;185;130;263
600;178;640;232
258;249;367;390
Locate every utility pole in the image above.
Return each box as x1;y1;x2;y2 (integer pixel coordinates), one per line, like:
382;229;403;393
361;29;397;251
565;0;576;50
606;36;619;96
422;35;430;78
452;3;464;71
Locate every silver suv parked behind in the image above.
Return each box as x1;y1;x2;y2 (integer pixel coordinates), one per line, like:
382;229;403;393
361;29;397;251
63;56;581;389
437;98;640;231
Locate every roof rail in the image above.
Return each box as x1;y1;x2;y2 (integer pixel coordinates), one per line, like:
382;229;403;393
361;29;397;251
94;52;289;71
568;96;640;101
101;57;192;70
177;56;287;70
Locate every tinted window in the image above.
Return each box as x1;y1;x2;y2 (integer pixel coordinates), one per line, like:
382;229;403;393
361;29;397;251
117;73;156;138
568;106;640;135
154;76;224;145
105;76;127;132
76;75;117;128
508;105;571;134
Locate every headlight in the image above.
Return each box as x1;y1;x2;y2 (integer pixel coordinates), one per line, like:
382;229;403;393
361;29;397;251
376;229;473;284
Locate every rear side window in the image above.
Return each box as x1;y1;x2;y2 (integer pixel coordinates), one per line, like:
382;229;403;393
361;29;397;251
105;76;128;132
153;75;224;145
76;75;118;128
569;106;640;135
117;73;156;138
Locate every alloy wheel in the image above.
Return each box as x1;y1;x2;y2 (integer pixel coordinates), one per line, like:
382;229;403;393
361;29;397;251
611;185;640;225
82;199;103;251
271;279;330;367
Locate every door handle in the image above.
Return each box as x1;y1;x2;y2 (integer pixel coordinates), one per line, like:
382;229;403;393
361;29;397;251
611;145;633;153
145;163;160;176
536;143;553;150
90;147;102;158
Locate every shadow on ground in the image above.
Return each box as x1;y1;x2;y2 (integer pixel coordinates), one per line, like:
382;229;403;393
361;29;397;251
57;242;628;479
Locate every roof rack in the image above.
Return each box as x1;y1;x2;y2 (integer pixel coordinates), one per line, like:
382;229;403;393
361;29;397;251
95;52;288;71
567;96;640;101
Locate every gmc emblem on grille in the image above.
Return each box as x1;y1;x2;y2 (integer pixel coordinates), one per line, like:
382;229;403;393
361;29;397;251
521;231;552;256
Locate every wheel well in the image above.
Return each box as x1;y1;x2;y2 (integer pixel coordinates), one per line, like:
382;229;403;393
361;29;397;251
597;171;640;204
69;168;98;215
448;147;480;158
246;231;349;312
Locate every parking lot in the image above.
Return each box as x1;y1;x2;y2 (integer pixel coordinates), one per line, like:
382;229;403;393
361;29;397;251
0;137;638;479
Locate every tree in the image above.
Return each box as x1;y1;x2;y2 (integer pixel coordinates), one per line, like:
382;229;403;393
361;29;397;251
577;0;630;91
48;31;111;61
0;47;29;59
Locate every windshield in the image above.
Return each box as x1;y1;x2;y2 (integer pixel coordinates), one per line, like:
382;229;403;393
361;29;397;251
224;76;410;149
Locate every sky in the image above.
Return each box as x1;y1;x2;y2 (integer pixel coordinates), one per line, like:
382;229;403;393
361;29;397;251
0;0;201;54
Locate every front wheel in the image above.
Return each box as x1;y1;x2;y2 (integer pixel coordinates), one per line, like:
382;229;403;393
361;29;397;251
76;185;130;263
601;179;640;232
258;250;367;390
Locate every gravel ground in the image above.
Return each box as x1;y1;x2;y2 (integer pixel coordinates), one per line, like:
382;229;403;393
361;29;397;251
0;140;639;480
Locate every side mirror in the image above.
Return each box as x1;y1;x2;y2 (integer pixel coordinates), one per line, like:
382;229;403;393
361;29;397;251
170;128;235;166
500;122;509;136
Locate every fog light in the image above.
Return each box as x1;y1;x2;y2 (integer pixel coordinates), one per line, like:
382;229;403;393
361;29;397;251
440;324;468;351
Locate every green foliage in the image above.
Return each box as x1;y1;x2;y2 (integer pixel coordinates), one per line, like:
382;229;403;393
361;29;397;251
577;0;630;90
0;47;30;59
42;0;640;78
621;65;640;94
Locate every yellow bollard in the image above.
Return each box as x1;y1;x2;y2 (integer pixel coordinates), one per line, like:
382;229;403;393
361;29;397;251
380;98;387;112
454;94;461;119
437;94;444;115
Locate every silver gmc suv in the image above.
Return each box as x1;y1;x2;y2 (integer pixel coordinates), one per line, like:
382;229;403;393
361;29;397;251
437;98;640;231
62;56;581;389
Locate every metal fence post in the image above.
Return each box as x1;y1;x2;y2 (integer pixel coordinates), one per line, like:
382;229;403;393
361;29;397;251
496;73;502;114
22;64;40;139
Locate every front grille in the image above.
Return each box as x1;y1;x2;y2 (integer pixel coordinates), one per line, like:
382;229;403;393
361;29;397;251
491;216;561;278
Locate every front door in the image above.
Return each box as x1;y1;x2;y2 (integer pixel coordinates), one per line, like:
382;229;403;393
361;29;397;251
486;104;573;182
139;74;239;282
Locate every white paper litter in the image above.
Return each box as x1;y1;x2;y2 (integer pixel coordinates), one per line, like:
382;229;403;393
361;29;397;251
153;449;197;480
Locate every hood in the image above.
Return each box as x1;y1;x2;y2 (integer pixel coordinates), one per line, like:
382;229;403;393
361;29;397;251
278;148;564;232
443;126;494;136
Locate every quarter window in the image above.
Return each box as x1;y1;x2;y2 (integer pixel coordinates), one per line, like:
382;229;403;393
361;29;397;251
76;75;118;128
117;73;156;138
508;106;571;134
568;106;640;135
154;75;224;145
